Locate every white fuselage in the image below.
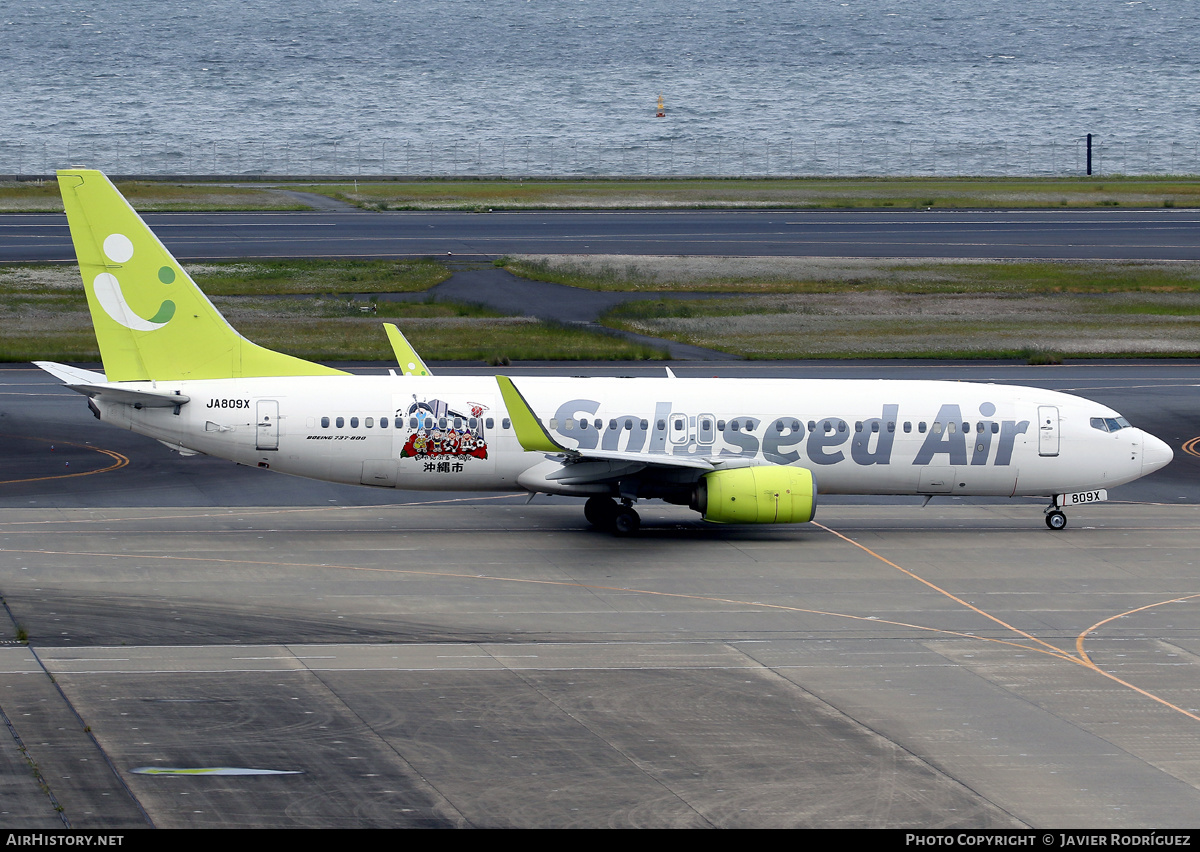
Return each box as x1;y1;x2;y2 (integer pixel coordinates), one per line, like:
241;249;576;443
93;374;1169;500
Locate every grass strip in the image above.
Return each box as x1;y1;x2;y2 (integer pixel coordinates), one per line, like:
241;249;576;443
4;176;1199;212
0;180;307;212
502;255;1200;293
0;263;664;363
189;258;451;295
265;176;1200;210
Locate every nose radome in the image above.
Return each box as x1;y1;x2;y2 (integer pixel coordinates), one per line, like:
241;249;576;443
1142;432;1174;475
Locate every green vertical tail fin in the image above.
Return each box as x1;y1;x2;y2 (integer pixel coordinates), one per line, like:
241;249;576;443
57;169;347;382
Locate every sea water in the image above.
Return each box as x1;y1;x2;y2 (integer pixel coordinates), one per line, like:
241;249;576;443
2;0;1196;176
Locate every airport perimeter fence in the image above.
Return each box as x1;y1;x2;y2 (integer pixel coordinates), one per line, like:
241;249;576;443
4;136;1199;179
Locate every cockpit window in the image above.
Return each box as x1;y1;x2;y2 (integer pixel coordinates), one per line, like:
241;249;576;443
1091;416;1132;432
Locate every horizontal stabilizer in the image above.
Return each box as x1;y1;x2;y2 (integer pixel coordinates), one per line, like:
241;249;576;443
64;383;190;409
35;362;189;408
33;361;107;385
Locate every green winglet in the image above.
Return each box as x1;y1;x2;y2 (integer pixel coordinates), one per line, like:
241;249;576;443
496;376;565;453
383;323;431;375
57;169;348;382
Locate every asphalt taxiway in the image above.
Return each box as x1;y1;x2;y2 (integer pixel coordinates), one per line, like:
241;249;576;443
4;208;1200;263
1;361;1199;828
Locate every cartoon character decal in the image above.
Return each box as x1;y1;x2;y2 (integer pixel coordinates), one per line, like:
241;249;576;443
399;397;489;462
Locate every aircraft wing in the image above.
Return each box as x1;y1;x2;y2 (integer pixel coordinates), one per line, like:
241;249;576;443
496;375;720;483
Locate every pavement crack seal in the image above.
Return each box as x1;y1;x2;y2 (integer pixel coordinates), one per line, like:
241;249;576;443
0;595;151;826
0;682;69;827
812;520;1200;724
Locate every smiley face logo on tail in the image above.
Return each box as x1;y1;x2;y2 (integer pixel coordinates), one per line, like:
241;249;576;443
93;233;176;332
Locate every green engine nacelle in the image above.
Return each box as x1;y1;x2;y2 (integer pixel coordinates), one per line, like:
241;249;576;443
694;467;817;524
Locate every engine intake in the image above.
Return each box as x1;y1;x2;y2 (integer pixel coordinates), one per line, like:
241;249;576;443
693;467;817;524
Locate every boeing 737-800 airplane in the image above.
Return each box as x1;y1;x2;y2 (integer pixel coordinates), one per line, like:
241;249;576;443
37;170;1173;534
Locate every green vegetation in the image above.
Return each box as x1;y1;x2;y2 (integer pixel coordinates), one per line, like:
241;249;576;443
501;255;1200;294
0;180;307;212
233;316;663;362
602;297;1200;360
0;262;664;363
592;262;1200;359
294;176;1200;211
3;175;1199;212
7;252;1200;363
189;258;451;295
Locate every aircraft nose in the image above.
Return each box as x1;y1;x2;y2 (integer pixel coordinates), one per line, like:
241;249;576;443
1142;432;1174;475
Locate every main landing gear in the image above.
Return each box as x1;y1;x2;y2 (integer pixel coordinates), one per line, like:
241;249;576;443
584;496;640;536
1045;499;1067;530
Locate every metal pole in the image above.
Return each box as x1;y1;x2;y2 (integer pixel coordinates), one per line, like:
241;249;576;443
1086;133;1092;175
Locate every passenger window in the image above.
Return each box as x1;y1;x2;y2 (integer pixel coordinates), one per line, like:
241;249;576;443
365;417;374;428
717;420;726;431
903;422;911;433
380;417;388;428
624;419;633;431
502;418;511;429
808;421;816;432
730;420;740;432
579;419;588;430
336;417;345;428
609;419;617;430
872;422;880;433
855;422;863;433
791;420;801;433
640;419;648;431
350;417;359;428
321;416;330;428
549;419;559;430
885;421;893;433
837;421;846;433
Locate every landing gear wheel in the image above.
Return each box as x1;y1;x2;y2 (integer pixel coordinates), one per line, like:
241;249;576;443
612;507;641;536
584;496;618;529
1046;510;1067;530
